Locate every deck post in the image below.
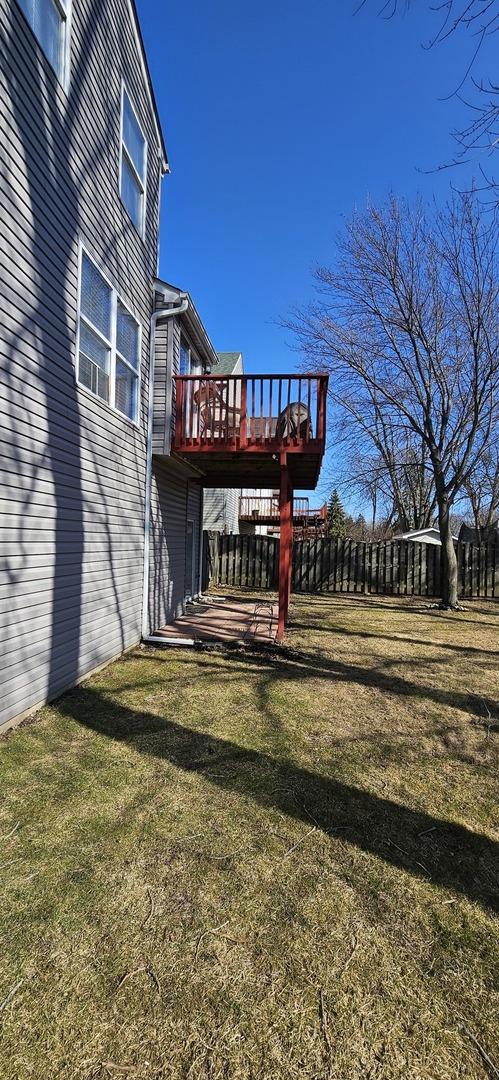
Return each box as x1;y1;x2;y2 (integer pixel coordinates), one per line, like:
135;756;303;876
277;452;293;642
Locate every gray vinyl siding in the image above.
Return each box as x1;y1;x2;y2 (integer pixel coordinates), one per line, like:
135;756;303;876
148;459;201;631
0;0;162;728
187;480;202;595
148;311;203;628
203;488;240;534
152;317;180;456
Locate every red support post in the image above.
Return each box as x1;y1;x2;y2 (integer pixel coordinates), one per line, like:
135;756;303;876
277;452;293;642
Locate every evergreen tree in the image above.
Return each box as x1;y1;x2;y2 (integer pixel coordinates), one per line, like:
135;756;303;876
327;490;347;537
353;513;368;540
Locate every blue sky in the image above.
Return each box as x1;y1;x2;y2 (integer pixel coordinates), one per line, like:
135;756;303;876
137;1;494;504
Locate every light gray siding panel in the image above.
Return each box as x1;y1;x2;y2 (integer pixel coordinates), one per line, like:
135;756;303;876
148;458;189;632
152;315;183;456
203;488;240;534
187;481;202;595
0;0;163;728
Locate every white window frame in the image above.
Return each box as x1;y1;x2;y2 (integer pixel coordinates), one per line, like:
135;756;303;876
119;81;148;240
16;0;72;91
179;336;203;376
75;242;142;425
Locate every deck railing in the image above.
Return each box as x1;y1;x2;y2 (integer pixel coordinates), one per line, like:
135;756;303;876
173;374;328;452
239;496;310;519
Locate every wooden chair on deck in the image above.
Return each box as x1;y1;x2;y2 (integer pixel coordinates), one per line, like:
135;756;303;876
193;382;241;439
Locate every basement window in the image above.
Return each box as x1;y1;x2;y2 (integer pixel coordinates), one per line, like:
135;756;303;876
77;248;141;423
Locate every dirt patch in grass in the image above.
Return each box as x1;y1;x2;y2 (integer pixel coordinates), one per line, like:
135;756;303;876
0;593;498;1079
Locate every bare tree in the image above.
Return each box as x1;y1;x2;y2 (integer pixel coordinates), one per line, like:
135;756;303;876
357;1;499;200
463;446;499;533
288;194;499;607
335;428;437;532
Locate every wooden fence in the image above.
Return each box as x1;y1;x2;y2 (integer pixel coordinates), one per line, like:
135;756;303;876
204;532;279;590
206;532;499;599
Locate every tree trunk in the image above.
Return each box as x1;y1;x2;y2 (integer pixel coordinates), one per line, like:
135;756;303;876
438;498;459;608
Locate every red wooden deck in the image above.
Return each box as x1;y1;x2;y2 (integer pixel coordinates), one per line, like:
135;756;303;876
172;374;328;488
171;372;328;639
239;495;327;527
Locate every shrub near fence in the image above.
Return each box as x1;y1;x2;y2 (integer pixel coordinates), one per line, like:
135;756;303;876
208;532;499;599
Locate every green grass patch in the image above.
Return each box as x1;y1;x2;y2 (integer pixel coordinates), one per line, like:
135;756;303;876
0;593;498;1078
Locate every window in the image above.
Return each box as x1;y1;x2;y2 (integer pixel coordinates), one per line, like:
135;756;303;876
77;249;140;422
17;0;71;86
179;338;202;376
179;339;190;376
120;87;147;236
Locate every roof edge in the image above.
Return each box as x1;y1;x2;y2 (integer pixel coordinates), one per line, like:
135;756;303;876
129;0;168;170
154;278;219;368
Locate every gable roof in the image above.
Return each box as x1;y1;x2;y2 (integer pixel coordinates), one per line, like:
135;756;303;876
214;352;243;374
396;527;459;543
154;278;218;369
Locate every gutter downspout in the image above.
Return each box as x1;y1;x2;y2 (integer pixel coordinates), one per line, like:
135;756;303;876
141;293;189;642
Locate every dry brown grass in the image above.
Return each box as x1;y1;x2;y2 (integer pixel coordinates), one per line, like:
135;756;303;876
0;593;498;1079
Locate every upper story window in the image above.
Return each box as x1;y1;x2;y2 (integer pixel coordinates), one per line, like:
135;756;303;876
179;338;203;376
77;249;140;423
17;0;71;87
120;87;147;237
179;340;191;376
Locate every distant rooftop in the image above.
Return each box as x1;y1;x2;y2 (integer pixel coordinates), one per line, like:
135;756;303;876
214;352;243;375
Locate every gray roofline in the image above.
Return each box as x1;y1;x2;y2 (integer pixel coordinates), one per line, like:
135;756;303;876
154;278;219;369
129;0;168;171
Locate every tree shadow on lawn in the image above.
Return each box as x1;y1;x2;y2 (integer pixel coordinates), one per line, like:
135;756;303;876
288;621;498;659
60;683;499;915
300;594;499;629
119;643;498;720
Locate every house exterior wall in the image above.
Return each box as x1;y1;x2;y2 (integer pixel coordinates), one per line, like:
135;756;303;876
148;458;202;631
203;488;240;534
147;308;204;632
0;0;163;729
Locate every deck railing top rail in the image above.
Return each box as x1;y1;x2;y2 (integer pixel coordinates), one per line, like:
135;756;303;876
240;496;310;519
173;373;328;454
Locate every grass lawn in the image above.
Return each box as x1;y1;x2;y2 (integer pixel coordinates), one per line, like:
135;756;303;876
0;592;498;1080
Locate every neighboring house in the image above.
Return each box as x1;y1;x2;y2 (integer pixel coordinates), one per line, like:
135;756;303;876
239;489;278;535
394;528;458;546
202;352;243;534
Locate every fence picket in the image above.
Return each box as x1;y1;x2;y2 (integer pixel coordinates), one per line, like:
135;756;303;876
208;533;498;600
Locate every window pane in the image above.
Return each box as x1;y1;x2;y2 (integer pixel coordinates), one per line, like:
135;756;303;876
79;352;110;402
81;254;112;339
121;155;142;232
79;321;109;372
123;93;145;180
18;0;64;78
179;341;190;376
115;360;138;420
79;321;110;403
117;302;139;370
